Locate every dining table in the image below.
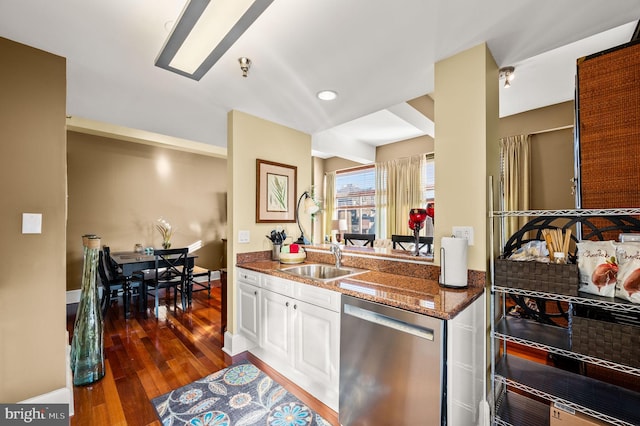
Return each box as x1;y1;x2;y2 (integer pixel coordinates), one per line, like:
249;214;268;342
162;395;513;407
110;251;197;318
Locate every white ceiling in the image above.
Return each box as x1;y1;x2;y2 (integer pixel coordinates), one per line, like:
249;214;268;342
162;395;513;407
1;1;638;161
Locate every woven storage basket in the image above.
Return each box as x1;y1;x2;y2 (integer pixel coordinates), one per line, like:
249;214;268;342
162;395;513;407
572;315;640;368
494;258;579;296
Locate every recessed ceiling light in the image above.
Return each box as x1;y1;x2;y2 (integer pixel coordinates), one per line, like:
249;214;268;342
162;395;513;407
317;90;338;101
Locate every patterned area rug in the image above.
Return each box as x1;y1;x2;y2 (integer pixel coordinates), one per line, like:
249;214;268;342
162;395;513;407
151;361;331;426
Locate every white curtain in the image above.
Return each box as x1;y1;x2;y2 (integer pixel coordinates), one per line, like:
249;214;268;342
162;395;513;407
375;154;426;239
500;135;531;237
323;171;336;242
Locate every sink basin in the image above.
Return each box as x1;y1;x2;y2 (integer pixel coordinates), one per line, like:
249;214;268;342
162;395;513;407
280;264;366;282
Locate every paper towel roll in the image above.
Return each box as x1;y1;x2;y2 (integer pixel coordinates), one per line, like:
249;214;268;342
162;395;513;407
439;236;468;287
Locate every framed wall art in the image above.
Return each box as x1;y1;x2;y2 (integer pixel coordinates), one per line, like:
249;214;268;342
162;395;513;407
256;159;297;223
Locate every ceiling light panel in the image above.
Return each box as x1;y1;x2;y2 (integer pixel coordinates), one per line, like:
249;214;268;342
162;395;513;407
155;0;274;80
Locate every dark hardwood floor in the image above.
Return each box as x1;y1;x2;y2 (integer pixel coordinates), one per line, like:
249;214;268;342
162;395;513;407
66;282;339;426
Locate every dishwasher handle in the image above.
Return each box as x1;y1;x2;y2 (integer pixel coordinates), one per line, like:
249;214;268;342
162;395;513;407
343;303;435;341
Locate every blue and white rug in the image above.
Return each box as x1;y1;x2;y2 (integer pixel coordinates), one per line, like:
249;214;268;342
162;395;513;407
151;361;332;426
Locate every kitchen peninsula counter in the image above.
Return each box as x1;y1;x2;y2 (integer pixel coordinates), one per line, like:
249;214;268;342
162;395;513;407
236;249;484;320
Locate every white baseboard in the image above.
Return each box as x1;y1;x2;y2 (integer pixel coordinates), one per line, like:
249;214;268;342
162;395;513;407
222;331;255;357
20;332;74;416
19;387;72;407
193;270;221;282
66;289;82;305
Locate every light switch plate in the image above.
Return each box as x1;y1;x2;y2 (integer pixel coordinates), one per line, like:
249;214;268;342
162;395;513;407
452;226;474;246
22;213;42;234
238;230;250;243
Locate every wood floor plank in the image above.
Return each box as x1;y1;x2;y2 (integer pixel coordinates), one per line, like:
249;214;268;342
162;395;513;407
68;283;338;426
96;364;127;426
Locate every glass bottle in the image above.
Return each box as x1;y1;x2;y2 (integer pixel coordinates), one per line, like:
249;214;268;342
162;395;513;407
70;235;105;385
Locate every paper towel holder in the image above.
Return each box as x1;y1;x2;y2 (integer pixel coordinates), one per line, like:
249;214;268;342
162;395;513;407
438;236;469;289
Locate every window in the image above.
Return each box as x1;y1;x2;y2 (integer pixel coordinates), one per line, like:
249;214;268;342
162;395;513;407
332;154;435;238
423;154;435;202
335;166;376;234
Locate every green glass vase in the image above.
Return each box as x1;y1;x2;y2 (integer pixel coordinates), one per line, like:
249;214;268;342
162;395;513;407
70;235;105;386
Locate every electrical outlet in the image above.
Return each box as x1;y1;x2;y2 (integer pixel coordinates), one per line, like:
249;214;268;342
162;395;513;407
238;230;250;243
452;226;474;246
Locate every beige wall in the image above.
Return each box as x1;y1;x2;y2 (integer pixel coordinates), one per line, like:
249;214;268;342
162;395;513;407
499;101;575;210
499;101;574;136
530;128;575;209
322;156;362;173
66;131;228;290
434;43;500;272
312;156;325;242
227;110;312;333
407;94;434;120
376;136;434;163
0;37;67;401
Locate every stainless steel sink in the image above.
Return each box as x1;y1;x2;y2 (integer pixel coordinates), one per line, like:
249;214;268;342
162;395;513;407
280;264;366;282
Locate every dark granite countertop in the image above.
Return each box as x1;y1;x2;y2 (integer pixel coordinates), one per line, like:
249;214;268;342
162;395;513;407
236;258;485;320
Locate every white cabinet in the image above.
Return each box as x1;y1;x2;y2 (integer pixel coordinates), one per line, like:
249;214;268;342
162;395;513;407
261;288;340;398
447;293;486;426
261;289;293;363
236;271;261;345
293;298;340;389
236;267;340;410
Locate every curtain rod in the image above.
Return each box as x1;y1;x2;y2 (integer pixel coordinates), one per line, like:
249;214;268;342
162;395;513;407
502;124;573;140
530;124;573;135
328;152;434;175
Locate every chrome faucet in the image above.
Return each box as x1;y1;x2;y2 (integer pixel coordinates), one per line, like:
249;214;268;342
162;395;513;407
330;243;342;268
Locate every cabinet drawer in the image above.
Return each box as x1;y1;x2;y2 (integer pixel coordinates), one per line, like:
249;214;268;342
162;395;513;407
237;268;260;286
295;283;341;312
262;274;294;297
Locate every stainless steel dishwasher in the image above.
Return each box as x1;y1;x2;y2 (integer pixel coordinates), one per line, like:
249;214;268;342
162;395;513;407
339;295;444;425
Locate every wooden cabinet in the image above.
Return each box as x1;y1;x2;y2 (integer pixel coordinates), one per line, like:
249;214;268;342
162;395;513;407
577;41;640;213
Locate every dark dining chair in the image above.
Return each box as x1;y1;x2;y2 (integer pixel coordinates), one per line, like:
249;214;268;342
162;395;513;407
171;264;212;304
97;249;144;318
391;235;433;254
189;266;212;298
344;233;375;247
145;247;191;317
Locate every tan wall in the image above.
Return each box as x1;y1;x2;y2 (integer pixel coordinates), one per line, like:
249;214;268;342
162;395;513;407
530;128;575;209
66;131;227;290
375;135;434;163
434;43;499;272
322;156;362;173
227;110;312;333
499;101;574;136
499;101;575;210
407;94;434;120
312;156;325;242
0;37;67;401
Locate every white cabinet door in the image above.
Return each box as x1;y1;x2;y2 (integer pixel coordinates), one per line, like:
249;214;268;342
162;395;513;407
261;289;293;363
237;281;261;344
293;299;340;388
447;293;486;426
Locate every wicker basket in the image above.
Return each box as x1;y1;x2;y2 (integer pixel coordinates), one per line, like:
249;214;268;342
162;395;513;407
494;258;579;296
572;314;640;368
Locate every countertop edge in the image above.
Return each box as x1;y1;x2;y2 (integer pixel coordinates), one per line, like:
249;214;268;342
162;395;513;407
235;261;485;320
